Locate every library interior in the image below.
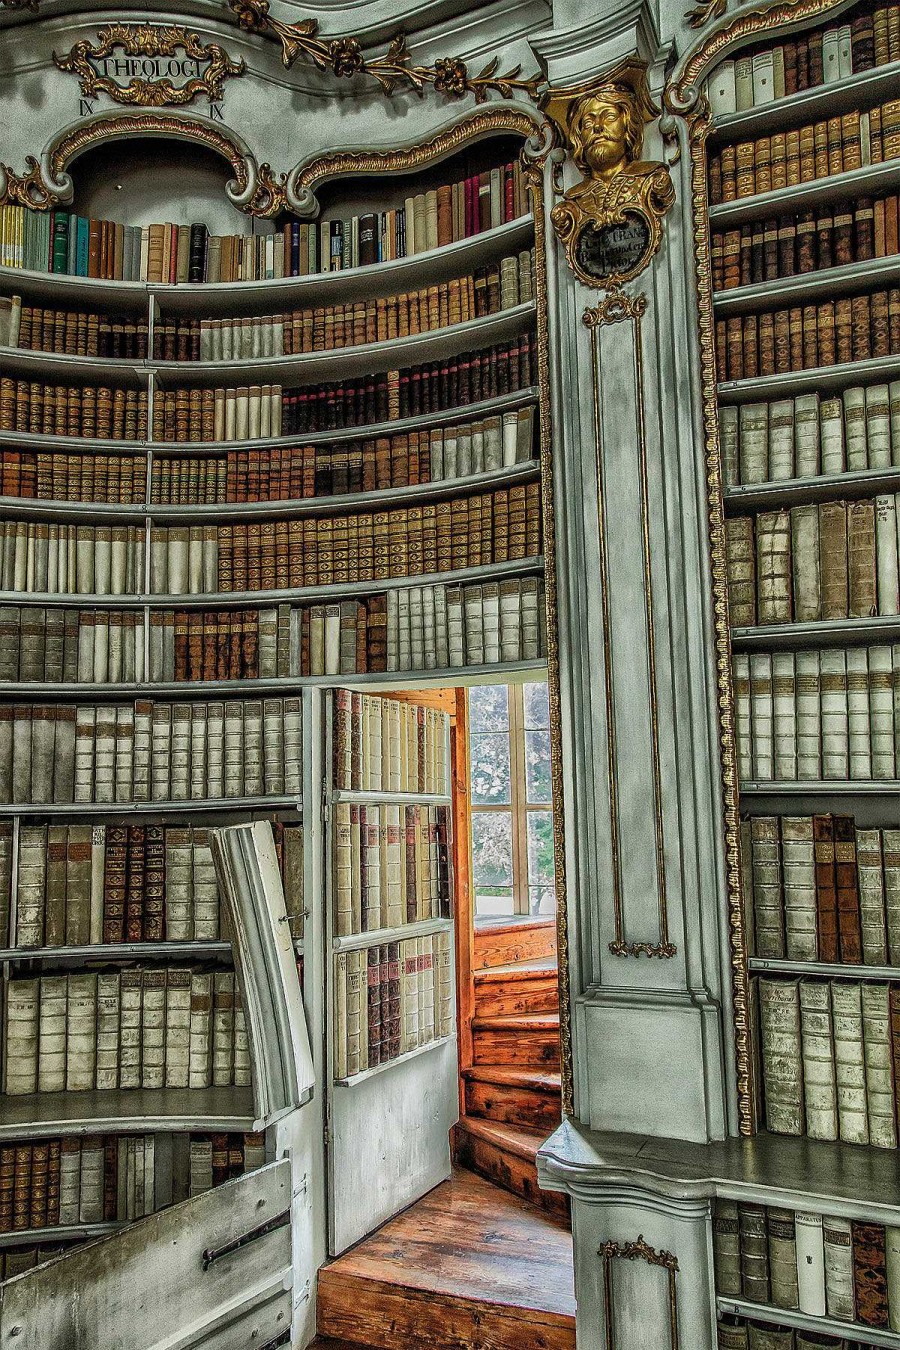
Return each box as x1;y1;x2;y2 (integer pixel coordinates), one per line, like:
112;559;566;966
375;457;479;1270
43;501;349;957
1;0;900;1345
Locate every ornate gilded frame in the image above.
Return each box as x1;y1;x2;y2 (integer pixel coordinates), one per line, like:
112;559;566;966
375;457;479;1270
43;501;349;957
600;1236;679;1349
53;24;246;108
665;0;859;1133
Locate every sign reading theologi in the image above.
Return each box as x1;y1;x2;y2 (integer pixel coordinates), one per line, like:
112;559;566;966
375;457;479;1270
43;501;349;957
54;24;245;107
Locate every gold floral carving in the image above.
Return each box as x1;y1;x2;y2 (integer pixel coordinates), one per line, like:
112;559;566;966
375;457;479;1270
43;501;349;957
0;156;60;209
230;0;542;103
543;58;675;289
53;24;245;107
684;0;727;28
601;1237;680;1349
583;292;648;327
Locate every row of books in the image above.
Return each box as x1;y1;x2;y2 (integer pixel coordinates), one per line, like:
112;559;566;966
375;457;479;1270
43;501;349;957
221;488;540;593
741;814;900;965
705;7;897;115
154;412;534;504
0;159;528;277
0;821;303;950
0;300;148;359
300;578;546;675
720;386;900;487
2;1131;267;1234
0;337;535;443
333;692;448;796
153;252;533;361
151;339;536;443
733;646;900;781
0;383;149;441
715;288;900;382
707;100;900;206
714;1200;900;1327
3;969;249;1096
710;193;900;292
0;1131;265;1233
0;450;144;504
332;931;453;1079
0;412;535;508
0;698;303;805
0;579;546;685
333;802;451;937
758;975;900;1148
726;496;900;625
0;523;146;596
0;608;145;684
0;451;147;504
718;1317;891;1350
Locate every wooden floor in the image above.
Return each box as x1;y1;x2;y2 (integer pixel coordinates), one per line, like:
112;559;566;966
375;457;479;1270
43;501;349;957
316;1166;576;1349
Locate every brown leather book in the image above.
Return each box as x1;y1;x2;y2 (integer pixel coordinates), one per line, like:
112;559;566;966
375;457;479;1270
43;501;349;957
813;814;839;962
834;815;862;963
143;825;165;942
126;824;146;944
852;1221;890;1327
102;824;128;944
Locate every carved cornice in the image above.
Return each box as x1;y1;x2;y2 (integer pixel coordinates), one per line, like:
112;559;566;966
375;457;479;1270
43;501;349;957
53;24;245;108
230;0;542;103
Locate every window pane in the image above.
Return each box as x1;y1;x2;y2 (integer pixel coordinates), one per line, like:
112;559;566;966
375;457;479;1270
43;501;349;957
529;886;556;916
527;810;555;888
469;684;509;734
525;729;552;804
472;812;514;916
524;681;550;730
470;733;511;805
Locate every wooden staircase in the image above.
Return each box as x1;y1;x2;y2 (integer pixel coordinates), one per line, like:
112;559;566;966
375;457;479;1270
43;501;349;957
454;919;567;1222
314;1167;575;1350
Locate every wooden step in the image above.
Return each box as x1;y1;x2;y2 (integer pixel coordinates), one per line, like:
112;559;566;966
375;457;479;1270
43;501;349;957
317;1167;575;1349
474;963;560;1017
472;1012;560;1069
454;1118;569;1224
473;918;557;971
463;1065;562;1131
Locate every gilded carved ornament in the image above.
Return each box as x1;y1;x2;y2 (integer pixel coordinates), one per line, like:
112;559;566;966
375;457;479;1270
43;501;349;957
542;60;676;290
53;24;245;108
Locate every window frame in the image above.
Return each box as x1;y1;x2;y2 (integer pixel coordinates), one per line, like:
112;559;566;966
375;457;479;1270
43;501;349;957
469;681;553;917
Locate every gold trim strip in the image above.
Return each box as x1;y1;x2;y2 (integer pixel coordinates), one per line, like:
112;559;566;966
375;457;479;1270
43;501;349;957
585;293;676;961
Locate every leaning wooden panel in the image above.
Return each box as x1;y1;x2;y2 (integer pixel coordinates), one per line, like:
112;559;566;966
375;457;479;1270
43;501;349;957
0;1159;292;1350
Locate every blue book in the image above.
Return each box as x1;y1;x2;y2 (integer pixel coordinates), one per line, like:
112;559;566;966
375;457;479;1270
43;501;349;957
76;216;90;276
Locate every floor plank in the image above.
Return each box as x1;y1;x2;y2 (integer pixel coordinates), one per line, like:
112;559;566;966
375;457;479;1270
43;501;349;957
317;1167;575;1349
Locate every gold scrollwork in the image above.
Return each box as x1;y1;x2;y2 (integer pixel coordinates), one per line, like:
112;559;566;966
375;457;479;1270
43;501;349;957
230;0;542;104
583;291;648;327
0;156;60;209
54;23;245;108
601;1236;680;1349
543;58;675;290
685;0;727;28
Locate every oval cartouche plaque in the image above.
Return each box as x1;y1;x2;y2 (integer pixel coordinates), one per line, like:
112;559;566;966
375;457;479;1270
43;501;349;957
574;212;651;282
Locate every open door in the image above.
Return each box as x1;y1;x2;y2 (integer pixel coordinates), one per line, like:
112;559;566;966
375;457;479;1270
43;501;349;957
324;689;459;1255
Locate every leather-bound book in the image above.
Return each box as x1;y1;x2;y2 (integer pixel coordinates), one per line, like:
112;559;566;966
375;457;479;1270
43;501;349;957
852;1220;890;1327
813;815;839;963
739;1202;770;1302
834;816;862;963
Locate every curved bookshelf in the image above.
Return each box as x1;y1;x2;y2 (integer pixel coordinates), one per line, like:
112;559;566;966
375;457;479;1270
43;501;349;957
708;57;900;143
724;466;900;512
0;121;548;1266
713;253;900;313
708;159;900;228
0;215;534;311
717;1298;900;1350
0;460;540;524
0;386;539;456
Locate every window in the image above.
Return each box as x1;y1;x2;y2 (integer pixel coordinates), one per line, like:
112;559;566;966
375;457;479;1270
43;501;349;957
468;681;556;918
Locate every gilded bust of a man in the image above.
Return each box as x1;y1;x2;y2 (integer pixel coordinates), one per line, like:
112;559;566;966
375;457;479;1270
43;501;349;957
545;64;676;286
